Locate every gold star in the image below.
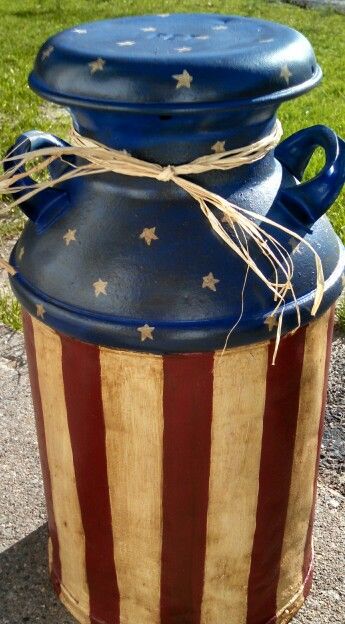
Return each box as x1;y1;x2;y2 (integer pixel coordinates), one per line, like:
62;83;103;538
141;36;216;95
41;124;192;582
116;40;136;46
139;227;159;246
63;229;77;246
175;47;192;53
288;236;302;254
202;272;220;292
42;45;54;61
137;324;155;341
212;25;228;30
93;278;108;297
141;27;157;32
212;140;226;153
195;35;210;40
172;69;193;89
36;304;45;319
89;58;105;74
221;214;232;226
18;246;25;261
264;314;278;332
280;64;292;85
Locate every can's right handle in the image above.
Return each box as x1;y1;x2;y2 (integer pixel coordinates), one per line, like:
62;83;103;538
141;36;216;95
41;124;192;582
275;125;345;227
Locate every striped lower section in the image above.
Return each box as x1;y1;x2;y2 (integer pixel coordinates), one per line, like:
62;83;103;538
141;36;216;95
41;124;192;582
23;313;62;596
161;354;213;624
100;348;164;624
302;312;334;594
246;327;307;624
61;336;120;624
201;345;268;624
276;312;330;613
22;309;333;624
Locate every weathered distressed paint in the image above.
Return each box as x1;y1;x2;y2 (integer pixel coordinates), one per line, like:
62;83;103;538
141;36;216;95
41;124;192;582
23;311;334;624
201;344;267;624
32;317;90;619
100;348;164;624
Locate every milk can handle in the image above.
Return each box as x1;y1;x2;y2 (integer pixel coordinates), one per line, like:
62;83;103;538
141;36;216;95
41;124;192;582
4;131;72;232
275;125;345;226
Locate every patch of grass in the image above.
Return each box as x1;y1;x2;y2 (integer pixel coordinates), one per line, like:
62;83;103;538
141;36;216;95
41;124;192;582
0;293;22;330
0;0;344;330
0;212;26;240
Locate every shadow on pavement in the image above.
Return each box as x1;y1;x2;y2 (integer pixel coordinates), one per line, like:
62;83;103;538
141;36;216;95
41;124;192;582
0;524;75;624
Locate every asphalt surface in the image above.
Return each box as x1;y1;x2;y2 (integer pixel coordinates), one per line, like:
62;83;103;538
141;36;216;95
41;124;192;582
0;324;344;623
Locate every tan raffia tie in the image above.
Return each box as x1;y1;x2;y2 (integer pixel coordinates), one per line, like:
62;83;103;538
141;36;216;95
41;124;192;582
0;121;324;359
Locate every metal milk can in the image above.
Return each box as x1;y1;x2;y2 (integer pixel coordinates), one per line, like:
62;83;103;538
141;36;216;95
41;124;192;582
4;12;345;624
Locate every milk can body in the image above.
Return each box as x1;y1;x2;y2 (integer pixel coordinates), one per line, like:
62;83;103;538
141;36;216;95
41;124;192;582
5;13;345;624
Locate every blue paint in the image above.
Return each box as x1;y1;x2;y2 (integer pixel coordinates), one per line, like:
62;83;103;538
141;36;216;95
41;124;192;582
6;13;345;352
4;131;72;232
28;13;321;111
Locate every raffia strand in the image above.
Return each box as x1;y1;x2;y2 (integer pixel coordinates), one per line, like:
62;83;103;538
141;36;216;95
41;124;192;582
0;121;325;360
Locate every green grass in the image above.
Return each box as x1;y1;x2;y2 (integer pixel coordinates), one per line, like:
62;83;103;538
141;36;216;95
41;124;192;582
0;293;21;330
0;0;344;330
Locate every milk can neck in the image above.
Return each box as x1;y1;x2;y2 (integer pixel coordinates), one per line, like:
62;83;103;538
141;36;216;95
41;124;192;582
70;105;279;166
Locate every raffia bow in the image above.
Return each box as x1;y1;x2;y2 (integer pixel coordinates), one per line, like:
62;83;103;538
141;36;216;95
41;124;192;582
0;121;324;360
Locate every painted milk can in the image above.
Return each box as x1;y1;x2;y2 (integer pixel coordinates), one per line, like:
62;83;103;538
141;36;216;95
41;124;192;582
3;12;345;624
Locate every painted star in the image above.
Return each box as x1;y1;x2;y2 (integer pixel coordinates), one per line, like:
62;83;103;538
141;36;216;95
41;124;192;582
93;278;108;297
139;227;159;246
117;40;136;46
42;45;54;61
141;27;157;32
221;214;232;226
212;140;226;154
280;64;292;85
36;304;46;319
63;229;77;246
288;236;302;254
264;314;278;332
202;272;220;292
73;28;87;34
172;69;193;89
195;35;210;40
175;46;192;53
212;25;228;30
89;58;106;74
18;246;25;261
137;324;155;341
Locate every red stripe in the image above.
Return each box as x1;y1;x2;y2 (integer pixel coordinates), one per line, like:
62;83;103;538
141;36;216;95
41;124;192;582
160;353;214;624
22;311;62;595
246;327;307;624
302;310;335;594
60;334;120;624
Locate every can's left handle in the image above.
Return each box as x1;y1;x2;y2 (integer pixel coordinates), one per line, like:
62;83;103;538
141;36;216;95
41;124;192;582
4;131;72;232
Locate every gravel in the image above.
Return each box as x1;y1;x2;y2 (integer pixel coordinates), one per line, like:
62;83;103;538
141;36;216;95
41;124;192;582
0;323;344;623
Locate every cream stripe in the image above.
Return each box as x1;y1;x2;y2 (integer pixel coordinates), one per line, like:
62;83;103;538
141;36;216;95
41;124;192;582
32;318;90;618
100;348;164;624
276;311;330;611
201;344;268;624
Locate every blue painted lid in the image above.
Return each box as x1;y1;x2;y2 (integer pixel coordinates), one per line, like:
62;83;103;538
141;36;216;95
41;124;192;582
29;12;321;111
